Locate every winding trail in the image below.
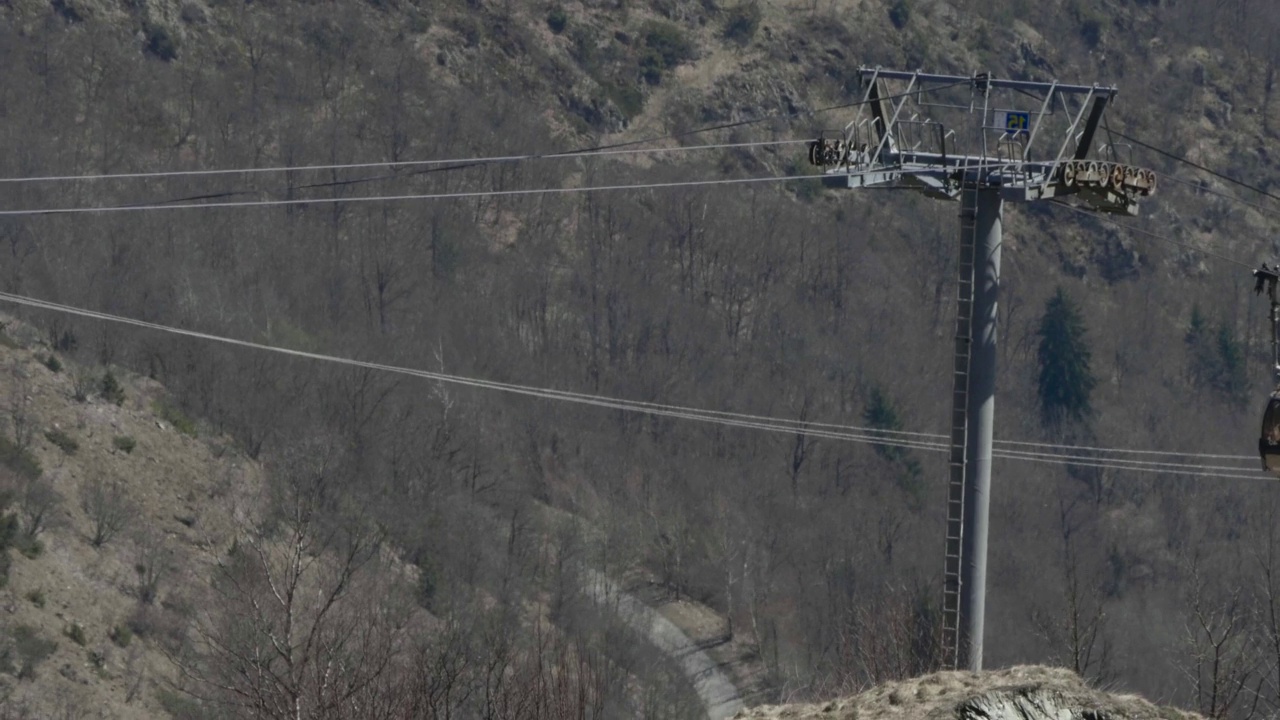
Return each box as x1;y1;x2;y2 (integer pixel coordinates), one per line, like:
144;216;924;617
582;568;745;720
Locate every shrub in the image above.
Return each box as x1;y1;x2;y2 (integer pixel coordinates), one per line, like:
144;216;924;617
71;370;92;403
406;10;431;34
100;371;125;406
156;688;203;717
643;21;694;65
604;81;645;119
109;624;132;648
41;355;61;373
1080;16;1106;47
145;25;179;61
0;435;41;481
11;624;56;679
113;435;136;454
888;0;910;29
639;20;695;84
179;1;206;24
0;512;18;587
51;328;77;353
44;429;77;455
452;16;481;47
547;6;568;34
722;1;761;43
17;537;42;559
64;623;86;647
153;400;197;437
639;49;666;84
24;589;44;609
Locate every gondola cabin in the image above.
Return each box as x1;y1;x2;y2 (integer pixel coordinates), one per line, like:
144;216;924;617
1262;392;1280;475
1256;264;1280;476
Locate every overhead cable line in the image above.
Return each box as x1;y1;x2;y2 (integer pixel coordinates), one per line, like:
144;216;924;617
0;80;974;213
203;79;964;197
0;290;1257;479
0;289;947;454
0;173;817;216
1111;129;1280;207
1156;171;1280;221
0;81;970;187
993;437;1252;461
988;449;1261;481
2;158;1027;217
1051;200;1255;270
0;140;807;185
989;445;1251;473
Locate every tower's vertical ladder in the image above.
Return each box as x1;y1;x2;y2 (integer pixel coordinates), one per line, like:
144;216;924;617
941;177;979;668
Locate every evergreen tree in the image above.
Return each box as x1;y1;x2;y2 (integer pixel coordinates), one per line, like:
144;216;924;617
1185;303;1215;386
864;386;923;503
1213;323;1247;405
1037;288;1096;428
1184;305;1247;406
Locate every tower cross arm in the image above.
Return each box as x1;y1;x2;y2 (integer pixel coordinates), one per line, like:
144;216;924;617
857;67;1117;97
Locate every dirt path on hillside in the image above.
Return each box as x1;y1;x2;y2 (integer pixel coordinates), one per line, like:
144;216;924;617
582;568;745;720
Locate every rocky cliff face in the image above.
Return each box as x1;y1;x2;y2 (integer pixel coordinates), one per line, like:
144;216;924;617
735;666;1202;720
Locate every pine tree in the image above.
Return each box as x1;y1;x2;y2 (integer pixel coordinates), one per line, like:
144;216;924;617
864;386;923;503
1213;323;1247;406
1184;305;1247;406
1037;288;1096;428
1185;304;1215;386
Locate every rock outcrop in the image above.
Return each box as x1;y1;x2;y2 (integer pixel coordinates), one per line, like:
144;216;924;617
736;666;1202;720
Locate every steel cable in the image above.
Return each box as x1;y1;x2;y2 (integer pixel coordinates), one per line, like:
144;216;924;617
0;290;1258;480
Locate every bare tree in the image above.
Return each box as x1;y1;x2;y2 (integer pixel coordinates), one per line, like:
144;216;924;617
1030;497;1112;684
133;527;173;605
180;453;408;719
17;472;60;540
1250;499;1280;714
6;360;33;452
80;475;132;548
1182;556;1264;719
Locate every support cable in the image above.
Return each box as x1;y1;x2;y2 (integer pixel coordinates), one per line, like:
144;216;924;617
0;140;807;185
992;437;1251;460
1156;171;1280;221
0;80;971;196
0;290;1257;479
2;158;1024;217
1111;129;1280;207
1051;200;1255;270
988;450;1261;481
0;173;817;216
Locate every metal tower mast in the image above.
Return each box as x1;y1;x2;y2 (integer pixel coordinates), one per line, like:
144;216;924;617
808;68;1155;671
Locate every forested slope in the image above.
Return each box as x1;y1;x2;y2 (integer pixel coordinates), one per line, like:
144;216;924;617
2;0;1280;717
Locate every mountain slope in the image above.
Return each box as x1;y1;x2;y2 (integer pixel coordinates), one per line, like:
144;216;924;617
3;0;1280;716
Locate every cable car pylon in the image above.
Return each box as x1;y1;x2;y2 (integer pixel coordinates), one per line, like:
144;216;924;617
809;68;1155;671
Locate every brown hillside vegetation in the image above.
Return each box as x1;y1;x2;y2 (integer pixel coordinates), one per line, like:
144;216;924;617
737;666;1202;720
0;315;263;717
0;313;706;717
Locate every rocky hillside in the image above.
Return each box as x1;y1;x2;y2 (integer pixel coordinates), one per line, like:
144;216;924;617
0;314;262;717
736;666;1203;720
